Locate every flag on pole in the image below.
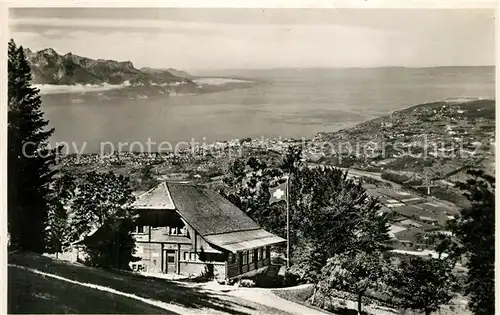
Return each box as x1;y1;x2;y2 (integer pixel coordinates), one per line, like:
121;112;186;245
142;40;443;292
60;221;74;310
269;180;288;205
269;176;291;267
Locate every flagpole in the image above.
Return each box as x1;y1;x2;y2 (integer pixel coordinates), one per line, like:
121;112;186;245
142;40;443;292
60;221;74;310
286;175;290;268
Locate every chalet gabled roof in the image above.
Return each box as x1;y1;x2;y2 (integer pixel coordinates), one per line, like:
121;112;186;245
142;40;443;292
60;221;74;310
168;182;262;236
131;182;285;251
132;182;261;236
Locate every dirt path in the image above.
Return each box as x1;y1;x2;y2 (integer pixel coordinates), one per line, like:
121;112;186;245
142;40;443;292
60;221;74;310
231;288;331;315
194;282;331;315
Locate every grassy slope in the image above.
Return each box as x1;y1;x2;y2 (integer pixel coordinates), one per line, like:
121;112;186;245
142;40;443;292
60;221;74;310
350;99;495;132
8;267;170;314
8;252;288;315
317;99;495;205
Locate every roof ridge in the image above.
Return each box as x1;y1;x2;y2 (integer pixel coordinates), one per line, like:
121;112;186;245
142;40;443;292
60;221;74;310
163;181;177;208
133;181;167;201
131;182;176;209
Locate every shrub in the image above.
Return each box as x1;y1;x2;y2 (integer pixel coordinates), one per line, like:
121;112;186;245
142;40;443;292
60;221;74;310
283;270;301;287
200;264;215;280
272;284;315;303
381;171;410;184
239;279;256;287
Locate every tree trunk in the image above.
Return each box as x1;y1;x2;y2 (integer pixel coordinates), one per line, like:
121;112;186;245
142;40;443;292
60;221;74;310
311;286;317;305
425;309;431;315
55;252;58;259
357;294;362;315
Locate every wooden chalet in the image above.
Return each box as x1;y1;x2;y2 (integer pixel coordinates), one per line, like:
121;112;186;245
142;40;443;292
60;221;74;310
129;182;285;280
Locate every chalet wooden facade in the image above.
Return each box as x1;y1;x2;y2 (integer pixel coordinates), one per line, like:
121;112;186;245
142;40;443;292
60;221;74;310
129;182;285;280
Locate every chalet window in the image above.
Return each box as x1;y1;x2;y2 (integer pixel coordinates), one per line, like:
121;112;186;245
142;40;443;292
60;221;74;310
242;251;248;265
135;225;145;233
262;247;267;259
257;248;262;261
183;252;197;261
249;250;254;264
229;253;236;264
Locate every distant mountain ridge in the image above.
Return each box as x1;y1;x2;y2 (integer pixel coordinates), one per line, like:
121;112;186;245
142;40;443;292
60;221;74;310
23;47;192;86
140;67;194;80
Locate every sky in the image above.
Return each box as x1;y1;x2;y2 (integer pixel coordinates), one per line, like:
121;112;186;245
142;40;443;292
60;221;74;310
9;8;496;72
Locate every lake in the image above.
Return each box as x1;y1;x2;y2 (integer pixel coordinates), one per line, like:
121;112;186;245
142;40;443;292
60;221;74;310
41;67;495;153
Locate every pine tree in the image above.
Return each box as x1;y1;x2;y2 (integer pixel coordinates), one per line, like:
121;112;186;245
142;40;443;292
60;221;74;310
68;171;137;269
69;171;136;241
286;166;391;281
46;202;69;258
452;169;495;315
8;39;57;252
46;173;76;256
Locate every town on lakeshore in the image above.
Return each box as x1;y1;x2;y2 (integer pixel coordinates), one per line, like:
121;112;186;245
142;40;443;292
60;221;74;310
6;7;495;315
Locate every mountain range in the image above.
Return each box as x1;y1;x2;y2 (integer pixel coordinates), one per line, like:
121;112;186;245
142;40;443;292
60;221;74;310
140;67;194;80
23;47;193;86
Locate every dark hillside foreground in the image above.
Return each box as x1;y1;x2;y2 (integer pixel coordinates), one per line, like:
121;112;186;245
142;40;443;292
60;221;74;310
8;252;289;315
8;266;171;314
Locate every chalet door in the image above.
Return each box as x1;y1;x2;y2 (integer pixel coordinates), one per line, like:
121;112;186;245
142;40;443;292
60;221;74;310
164;250;177;274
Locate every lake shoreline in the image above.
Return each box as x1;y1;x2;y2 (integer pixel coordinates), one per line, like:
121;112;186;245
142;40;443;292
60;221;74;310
43;96;495;155
35;77;262;96
39;67;495;154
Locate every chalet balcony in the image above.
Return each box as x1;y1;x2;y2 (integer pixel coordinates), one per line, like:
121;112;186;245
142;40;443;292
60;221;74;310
133;226;191;244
